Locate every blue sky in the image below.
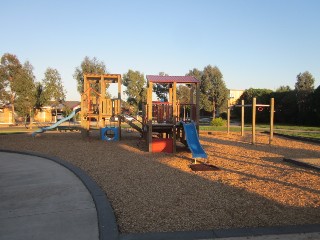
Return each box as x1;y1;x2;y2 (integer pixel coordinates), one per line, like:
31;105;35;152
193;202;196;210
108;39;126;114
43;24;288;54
1;0;319;100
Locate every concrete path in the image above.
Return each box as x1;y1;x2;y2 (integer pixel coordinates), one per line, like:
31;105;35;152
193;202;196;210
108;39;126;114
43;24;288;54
0;152;99;240
214;232;320;240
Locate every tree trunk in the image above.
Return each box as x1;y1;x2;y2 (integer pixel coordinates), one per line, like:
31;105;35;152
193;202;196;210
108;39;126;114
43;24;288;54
29;108;33;130
11;95;15;125
212;100;216;119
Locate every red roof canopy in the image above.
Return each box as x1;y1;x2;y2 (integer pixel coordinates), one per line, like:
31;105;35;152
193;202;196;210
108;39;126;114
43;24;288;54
146;75;199;84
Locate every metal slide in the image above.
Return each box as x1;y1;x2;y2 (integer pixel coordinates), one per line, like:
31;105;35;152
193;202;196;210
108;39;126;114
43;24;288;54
181;121;207;159
32;108;81;137
120;115;143;133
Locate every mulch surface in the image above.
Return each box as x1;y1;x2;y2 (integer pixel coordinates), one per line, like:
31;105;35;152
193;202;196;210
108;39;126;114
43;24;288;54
0;130;320;234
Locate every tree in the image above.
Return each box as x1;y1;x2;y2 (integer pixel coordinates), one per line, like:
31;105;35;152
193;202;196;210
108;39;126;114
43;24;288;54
122;70;146;114
42;68;66;121
186;68;202;82
34;82;47;110
272;90;298;124
313;85;320;123
0;53;23;124
0;53;38;124
43;68;66;103
153;72;169;101
177;85;191;104
187;66;228;118
0;68;5;103
295;71;315;114
201;65;228;118
276;85;291;92
73;56;106;94
235;88;273;123
186;68;207;111
14;61;36;123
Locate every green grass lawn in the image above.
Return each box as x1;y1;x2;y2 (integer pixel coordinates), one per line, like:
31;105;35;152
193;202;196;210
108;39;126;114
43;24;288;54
0;127;32;135
274;130;320;140
199;124;320;141
253;124;320;131
2;122;319;141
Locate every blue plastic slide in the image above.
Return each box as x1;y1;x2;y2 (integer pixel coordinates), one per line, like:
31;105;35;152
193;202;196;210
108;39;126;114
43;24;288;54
181;121;207;159
32;108;81;137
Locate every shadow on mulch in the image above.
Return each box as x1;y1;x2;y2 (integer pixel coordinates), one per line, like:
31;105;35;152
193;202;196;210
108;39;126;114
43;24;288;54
189;163;220;171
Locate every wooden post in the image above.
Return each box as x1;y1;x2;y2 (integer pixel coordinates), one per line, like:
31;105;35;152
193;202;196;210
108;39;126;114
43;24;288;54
81;75;88;129
172;82;177;122
241;100;245;137
190;85;194;121
252;98;256;144
168;84;172;103
118;75;122;108
227;99;230;134
118;75;122;140
99;75;104;128
100;75;105;96
172;82;177;153
195;83;200;133
269;98;274;144
147;81;153;152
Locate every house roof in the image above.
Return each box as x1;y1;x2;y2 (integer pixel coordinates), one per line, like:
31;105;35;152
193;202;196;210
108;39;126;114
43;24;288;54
146;75;199;84
63;101;81;109
47;101;80;110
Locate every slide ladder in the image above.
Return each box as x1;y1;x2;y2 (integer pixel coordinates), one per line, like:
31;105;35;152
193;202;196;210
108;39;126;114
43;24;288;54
181;121;207;160
32;108;81;137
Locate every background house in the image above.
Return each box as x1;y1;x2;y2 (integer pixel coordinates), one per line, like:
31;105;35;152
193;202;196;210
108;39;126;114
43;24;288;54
229;89;244;105
0;105;13;125
34;101;80;123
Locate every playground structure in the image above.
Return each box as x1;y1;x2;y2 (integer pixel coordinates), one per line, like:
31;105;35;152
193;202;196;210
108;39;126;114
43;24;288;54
80;73;122;139
144;75;207;160
227;97;274;144
31;73;208;161
32;73;123;139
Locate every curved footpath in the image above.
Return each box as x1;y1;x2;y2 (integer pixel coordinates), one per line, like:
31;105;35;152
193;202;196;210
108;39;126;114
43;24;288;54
0;150;118;240
0;150;319;240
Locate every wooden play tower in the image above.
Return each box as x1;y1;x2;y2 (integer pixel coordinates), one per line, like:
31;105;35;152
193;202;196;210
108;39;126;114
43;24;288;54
80;74;122;137
144;75;201;153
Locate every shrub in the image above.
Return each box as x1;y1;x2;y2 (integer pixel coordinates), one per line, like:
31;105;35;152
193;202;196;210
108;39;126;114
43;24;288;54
211;117;226;126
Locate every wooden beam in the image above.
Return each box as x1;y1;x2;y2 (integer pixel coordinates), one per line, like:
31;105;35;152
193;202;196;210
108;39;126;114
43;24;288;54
147;81;153;152
118;75;122;140
172;82;177;121
168;84;172;103
172;82;177;153
195;83;200;133
269;98;274;144
227;99;230;134
252;98;256;144
241;100;245;137
99;75;104;127
190;85;194;122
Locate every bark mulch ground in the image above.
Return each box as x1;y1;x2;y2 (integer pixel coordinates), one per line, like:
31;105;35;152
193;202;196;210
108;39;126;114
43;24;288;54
0;130;319;234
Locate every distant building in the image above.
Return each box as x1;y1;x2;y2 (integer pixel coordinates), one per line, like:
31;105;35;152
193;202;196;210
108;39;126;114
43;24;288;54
34;101;80;122
0;105;13;124
0;101;81;125
34;106;53;123
228;89;244;105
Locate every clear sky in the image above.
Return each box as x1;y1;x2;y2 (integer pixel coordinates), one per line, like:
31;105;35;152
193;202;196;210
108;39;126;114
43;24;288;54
1;0;319;100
